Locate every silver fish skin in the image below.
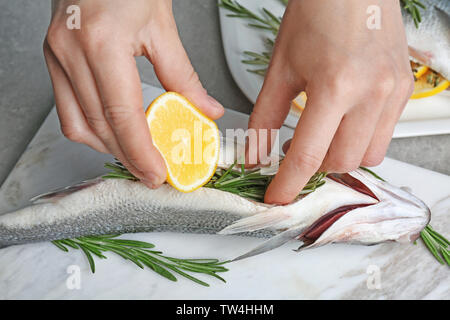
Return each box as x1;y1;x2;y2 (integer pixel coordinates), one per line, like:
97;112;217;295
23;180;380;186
0;173;375;247
0;164;430;259
403;0;450;79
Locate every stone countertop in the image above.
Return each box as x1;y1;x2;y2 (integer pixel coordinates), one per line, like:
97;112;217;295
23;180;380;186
0;0;448;187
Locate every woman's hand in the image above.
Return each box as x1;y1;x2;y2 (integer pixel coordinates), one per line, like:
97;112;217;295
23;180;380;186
249;0;414;204
44;0;224;188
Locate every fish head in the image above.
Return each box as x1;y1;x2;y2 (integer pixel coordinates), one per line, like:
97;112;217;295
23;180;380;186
297;169;431;250
221;168;431;261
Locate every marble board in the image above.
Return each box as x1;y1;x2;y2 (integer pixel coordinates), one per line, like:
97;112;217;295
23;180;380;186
0;84;448;299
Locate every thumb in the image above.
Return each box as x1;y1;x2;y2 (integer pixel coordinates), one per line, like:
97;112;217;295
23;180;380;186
147;17;224;120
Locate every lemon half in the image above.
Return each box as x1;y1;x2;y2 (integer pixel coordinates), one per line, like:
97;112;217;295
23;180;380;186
146;92;220;192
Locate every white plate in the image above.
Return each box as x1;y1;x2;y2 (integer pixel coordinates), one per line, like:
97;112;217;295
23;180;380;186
218;0;450;138
0;84;449;299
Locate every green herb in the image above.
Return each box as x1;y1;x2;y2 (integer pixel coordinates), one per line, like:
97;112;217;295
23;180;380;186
104;160;327;203
420;225;450;266
425;71;441;88
206;161;327;201
362;166;449;266
400;0;426;28
360;166;386;181
242;50;272;76
52;235;229;286
103;161;138;181
219;0;279;75
219;0;281;35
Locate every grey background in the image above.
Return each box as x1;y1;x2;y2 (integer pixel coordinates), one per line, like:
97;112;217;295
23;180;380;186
0;0;449;186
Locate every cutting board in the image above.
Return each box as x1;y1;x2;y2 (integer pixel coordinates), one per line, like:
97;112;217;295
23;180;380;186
0;84;448;299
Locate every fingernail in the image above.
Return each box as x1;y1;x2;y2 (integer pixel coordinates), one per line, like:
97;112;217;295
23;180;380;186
141;178;155;189
143;172;164;188
207;95;224;111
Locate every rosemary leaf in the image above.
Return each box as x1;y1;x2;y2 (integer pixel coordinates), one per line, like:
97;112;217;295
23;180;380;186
442;248;450;265
52;235;229;286
79;245;96;273
52;240;68;252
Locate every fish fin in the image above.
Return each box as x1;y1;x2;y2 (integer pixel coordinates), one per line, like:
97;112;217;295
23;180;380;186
293;241;313;252
218;209;289;235
30;177;103;204
232;227;305;262
400;186;412;193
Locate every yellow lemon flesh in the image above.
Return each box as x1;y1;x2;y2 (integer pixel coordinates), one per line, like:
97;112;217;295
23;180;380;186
411;69;450;99
146;92;220;192
291;91;307;112
411;61;429;79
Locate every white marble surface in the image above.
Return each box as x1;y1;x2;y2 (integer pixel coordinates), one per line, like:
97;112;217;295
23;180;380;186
0;84;449;299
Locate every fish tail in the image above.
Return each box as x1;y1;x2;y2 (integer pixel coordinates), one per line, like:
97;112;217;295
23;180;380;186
218;208;307;261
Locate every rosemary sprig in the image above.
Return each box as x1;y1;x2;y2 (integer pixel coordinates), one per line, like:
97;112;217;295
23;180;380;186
420;225;450;266
400;0;426;28
362;167;449;266
103;161;138;181
242;49;272;76
219;0;280;74
219;0;281;35
52;235;229;286
212;163;328;201
104;160;327;202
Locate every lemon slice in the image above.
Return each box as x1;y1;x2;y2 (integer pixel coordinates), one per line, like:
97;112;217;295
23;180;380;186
411;69;450;99
146;92;220;192
289;91;307;117
291;91;307;111
411;61;429;79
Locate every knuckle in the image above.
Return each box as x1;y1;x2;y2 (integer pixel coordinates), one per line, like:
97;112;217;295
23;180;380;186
179;70;206;96
372;73;396;98
103;104;135;128
362;150;385;167
324;74;349;98
185;69;201;88
320;73;354;104
248;109;272;129
42;40;50;58
288;150;323;172
80;20;114;53
85;114;109;135
60;124;86;144
46;25;66;57
330;155;360;173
